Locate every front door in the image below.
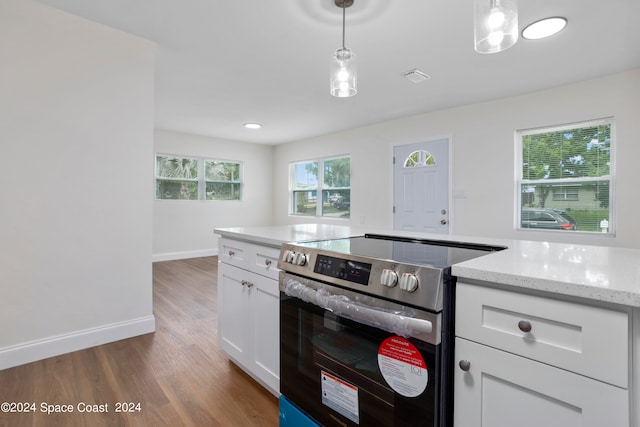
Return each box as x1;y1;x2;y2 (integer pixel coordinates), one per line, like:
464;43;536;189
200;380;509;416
393;139;449;234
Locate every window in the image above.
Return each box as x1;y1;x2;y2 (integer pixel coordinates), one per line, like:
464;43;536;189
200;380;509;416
205;160;241;200
156;155;199;200
517;118;614;233
552;186;579;201
404;150;436;167
290;156;351;218
156;154;242;200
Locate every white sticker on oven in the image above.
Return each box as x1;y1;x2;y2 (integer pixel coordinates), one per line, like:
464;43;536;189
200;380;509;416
377;336;428;397
321;370;359;424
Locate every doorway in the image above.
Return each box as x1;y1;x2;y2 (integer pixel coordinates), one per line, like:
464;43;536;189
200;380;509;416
393;138;450;234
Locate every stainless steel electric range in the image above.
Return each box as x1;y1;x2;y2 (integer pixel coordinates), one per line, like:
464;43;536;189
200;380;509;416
278;233;506;427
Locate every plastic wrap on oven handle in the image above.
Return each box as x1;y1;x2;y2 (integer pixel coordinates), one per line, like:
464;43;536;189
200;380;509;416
282;276;432;339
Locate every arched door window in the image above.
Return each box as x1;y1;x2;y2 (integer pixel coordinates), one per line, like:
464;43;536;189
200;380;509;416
404;150;436;168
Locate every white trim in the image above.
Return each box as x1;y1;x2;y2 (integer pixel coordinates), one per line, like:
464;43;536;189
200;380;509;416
0;316;156;370
632;308;639;427
152;248;218;262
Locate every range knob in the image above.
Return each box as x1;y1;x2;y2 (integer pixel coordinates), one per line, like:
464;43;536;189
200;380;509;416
293;252;307;266
282;250;295;263
399;273;419;292
380;269;398;287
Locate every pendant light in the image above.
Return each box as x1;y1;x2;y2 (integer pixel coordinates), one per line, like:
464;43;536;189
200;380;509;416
474;0;518;54
330;0;357;97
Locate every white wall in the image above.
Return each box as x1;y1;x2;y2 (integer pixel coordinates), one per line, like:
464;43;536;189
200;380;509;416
153;129;274;260
0;0;155;369
273;69;640;249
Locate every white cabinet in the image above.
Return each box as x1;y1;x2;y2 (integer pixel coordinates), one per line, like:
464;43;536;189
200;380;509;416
218;238;280;395
454;282;630;427
455;338;628;427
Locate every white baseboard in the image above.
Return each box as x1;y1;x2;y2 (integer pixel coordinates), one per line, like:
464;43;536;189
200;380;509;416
152;248;218;262
0;315;156;371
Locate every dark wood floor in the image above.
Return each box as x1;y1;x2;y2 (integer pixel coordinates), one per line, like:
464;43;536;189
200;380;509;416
0;257;279;427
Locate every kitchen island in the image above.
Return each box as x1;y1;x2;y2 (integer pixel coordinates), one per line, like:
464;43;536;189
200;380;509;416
214;224;367;395
214;225;640;426
451;240;640;427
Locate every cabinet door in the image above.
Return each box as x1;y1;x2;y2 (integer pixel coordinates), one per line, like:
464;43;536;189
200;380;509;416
218;263;251;364
251;273;280;393
454;338;629;427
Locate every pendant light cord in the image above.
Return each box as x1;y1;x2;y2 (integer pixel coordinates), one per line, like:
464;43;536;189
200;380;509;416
342;2;346;49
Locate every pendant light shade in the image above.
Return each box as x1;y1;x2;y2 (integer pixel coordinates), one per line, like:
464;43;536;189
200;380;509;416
474;0;518;54
330;0;357;97
330;47;357;97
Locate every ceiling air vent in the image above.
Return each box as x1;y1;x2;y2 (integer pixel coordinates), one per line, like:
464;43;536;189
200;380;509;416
402;69;431;83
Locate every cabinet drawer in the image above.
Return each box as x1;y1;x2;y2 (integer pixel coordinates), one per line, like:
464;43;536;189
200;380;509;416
219;238;251;270
251;245;281;280
456;282;629;388
219;238;281;280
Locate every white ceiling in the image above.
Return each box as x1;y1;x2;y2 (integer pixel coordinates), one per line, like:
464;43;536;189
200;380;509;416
35;0;640;145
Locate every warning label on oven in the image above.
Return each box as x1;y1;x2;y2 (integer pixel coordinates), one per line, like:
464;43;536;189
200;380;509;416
377;336;428;397
321;370;359;424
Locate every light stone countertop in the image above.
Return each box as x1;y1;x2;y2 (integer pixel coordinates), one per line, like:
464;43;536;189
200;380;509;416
214;224;370;248
214;225;640;308
452;239;640;308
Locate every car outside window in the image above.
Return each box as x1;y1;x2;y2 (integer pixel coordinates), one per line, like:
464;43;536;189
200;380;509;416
517;118;614;233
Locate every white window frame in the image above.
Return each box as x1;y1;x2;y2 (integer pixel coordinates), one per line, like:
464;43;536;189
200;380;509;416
155;153;243;201
289;155;351;218
515;118;615;235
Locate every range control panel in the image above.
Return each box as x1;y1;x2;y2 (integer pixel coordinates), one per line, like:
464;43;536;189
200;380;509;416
314;254;371;286
278;244;444;311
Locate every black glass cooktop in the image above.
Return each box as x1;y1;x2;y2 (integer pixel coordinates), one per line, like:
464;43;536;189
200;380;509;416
296;234;506;269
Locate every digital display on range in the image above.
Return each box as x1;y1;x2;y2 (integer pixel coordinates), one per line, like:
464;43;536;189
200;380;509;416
314;254;371;286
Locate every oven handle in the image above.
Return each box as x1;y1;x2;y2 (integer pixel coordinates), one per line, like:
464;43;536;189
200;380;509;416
282;276;433;340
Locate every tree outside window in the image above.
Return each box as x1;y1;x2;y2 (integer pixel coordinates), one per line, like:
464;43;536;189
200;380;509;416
291;156;350;218
517;119;613;233
156;154;242;201
205;160;241;200
156;155;199;200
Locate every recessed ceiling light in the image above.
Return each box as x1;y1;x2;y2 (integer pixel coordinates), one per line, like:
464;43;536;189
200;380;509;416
244;123;262;129
522;17;567;40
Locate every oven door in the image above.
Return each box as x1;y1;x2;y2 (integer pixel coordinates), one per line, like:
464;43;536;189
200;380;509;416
280;272;443;427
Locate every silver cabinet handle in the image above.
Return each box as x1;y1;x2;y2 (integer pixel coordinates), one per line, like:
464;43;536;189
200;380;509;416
265;259;272;266
246;281;253;288
518;320;532;333
228;250;235;257
459;360;471;371
440;219;448;225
